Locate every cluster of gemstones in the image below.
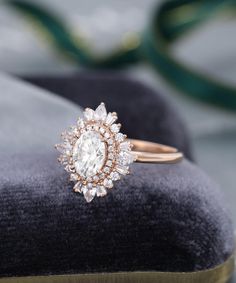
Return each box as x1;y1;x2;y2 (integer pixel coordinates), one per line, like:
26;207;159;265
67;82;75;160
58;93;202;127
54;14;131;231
55;103;136;202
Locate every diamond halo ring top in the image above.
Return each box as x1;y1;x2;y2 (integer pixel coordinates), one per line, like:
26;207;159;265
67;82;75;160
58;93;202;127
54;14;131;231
55;103;183;202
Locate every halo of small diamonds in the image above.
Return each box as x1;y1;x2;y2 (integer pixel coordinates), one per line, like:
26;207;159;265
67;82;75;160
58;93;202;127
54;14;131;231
55;103;136;202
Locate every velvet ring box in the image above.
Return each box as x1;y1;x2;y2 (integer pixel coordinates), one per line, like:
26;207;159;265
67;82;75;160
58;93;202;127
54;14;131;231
0;73;234;282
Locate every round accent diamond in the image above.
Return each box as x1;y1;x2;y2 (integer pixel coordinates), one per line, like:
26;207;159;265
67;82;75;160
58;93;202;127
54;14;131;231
96;186;107;197
103;178;113;188
73;131;106;178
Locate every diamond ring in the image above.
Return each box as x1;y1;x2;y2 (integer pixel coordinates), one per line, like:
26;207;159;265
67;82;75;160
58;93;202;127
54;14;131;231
55;103;183;202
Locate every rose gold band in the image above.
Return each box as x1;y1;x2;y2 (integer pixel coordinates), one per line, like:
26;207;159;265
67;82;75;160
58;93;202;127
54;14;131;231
128;139;183;164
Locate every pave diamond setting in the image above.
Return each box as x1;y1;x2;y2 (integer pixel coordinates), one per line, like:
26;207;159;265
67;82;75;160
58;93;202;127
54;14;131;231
55;103;136;202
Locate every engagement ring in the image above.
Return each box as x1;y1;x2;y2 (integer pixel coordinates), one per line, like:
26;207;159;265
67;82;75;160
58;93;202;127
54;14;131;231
55;103;183;202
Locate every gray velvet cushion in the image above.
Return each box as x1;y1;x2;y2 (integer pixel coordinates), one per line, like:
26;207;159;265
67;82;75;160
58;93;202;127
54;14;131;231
0;72;83;155
0;72;234;278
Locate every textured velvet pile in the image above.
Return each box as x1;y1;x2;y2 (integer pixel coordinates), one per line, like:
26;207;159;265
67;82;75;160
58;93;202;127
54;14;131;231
0;73;234;278
0;154;233;277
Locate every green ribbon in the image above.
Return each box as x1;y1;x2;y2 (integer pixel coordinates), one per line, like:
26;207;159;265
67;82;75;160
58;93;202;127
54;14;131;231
143;0;236;110
5;0;236;110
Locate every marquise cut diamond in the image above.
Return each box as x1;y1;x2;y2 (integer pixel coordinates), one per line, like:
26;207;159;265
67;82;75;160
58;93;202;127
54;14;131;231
83;187;97;203
94;103;107;120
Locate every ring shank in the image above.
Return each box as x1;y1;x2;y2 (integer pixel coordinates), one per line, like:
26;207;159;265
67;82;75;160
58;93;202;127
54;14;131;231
128;139;183;164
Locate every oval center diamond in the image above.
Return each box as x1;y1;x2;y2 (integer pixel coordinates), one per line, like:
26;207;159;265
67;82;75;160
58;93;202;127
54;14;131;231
73;131;106;178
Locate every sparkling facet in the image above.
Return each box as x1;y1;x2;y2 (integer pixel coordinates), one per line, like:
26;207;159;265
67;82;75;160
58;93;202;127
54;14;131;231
116;164;129;175
61;130;71;140
83;187;96;202
108;145;113;152
103;178;113;188
58;154;68;165
77;118;84;128
99;173;105;179
118;151;135;165
84;108;94;120
64;142;72;153
93;175;99;182
87;182;93;189
103;167;110;173
105;112;117;125
70;125;78;135
73;182;83;193
106;160;113;167
115;133;125;142
73;131;106;178
65;164;75;173
95;103;107;120
120;141;131;151
70;174;79;181
96;186;107;197
55;144;65;153
111;124;120;133
110;171;120;181
100;127;105;134
108;153;114;159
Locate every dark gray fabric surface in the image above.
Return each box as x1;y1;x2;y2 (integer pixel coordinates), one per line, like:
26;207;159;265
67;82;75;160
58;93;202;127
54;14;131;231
0;153;234;277
0;72;234;278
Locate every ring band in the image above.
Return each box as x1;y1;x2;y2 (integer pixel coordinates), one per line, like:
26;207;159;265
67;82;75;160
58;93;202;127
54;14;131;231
55;103;183;202
129;139;183;163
